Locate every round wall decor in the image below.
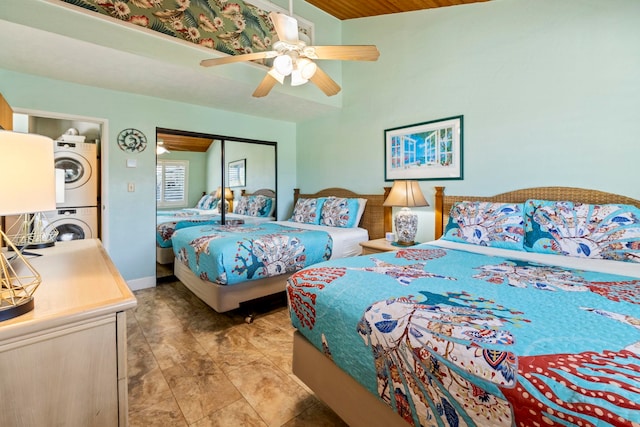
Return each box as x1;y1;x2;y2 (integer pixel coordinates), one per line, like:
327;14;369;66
117;128;147;153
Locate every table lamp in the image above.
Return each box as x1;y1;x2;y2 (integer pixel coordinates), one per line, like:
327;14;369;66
215;186;234;211
0;131;56;321
383;180;429;246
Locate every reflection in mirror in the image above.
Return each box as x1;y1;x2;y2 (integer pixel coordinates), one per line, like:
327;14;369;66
155;128;277;278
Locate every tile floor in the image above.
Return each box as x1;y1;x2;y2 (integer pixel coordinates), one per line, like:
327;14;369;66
127;273;348;426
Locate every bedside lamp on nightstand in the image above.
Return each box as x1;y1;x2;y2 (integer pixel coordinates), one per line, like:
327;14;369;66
383;180;428;246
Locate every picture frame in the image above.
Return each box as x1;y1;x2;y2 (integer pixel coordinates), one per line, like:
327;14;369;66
228;158;246;187
384;115;463;181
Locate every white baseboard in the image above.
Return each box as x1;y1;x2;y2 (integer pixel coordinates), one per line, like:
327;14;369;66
127;275;156;291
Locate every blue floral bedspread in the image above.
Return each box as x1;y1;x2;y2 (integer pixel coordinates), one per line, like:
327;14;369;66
156;210;219;248
287;244;640;427
172;223;333;285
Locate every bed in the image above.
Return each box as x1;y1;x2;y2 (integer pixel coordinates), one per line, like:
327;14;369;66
172;187;391;314
156;189;276;264
288;186;640;427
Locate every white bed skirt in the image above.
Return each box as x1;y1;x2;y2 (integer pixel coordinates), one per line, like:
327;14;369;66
173;259;290;312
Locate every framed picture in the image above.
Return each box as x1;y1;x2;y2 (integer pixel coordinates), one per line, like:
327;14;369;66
228;159;246;187
384;115;463;181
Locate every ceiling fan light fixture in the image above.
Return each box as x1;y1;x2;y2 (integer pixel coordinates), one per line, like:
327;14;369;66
297;58;317;80
273;54;293;76
267;68;285;84
290;69;308;87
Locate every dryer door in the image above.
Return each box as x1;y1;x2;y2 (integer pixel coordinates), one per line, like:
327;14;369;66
55;152;92;190
46;218;93;241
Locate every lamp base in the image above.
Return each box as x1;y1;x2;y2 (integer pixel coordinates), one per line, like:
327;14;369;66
394;240;416;246
0;297;34;321
394;207;419;246
1;229;42;322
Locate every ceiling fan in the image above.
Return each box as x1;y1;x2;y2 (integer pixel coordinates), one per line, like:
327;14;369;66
200;4;379;98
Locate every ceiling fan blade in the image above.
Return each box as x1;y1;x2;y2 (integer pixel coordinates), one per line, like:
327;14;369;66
305;45;380;61
309;66;341;97
200;51;275;67
269;12;299;44
252;73;279;98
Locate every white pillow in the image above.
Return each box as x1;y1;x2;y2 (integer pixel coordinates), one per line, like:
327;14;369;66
354;198;367;227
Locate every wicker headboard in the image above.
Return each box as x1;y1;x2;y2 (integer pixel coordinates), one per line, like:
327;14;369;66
241;188;276;198
434;186;640;239
294;188;392;240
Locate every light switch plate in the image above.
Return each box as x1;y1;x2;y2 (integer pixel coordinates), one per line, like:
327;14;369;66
126;159;137;168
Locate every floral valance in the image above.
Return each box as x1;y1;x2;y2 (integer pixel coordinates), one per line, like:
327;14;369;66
58;0;312;57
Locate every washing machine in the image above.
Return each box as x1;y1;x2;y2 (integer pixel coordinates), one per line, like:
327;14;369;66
54;141;98;208
43;207;98;241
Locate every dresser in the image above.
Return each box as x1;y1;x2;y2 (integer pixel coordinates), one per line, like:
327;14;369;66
0;239;137;426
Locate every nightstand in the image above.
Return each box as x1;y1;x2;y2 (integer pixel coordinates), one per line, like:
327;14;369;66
360;238;401;254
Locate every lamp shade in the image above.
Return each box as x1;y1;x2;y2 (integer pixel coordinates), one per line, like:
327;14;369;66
0;131;56;216
383;180;428;207
215;186;233;200
273;54;293;76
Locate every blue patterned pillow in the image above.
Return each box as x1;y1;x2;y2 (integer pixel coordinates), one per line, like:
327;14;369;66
524;199;640;262
195;194;212;209
209;197;220;210
320;197;360;228
234;196;250;215
291;198;323;224
247;195;273;217
441;201;524;250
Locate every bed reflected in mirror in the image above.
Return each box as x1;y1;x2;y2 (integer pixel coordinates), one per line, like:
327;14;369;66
155;128;277;280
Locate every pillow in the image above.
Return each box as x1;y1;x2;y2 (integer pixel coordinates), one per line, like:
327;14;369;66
266;197;276;217
320;197;361;228
247;195;273;217
195;194;212;209
524;199;640;262
354;198;367;227
291;198;323;224
441;201;525;250
235;196;250;215
209;197;220;210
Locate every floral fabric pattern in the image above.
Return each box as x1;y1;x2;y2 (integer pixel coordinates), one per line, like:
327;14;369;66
291;198;322;224
235;196;250;215
286;244;640;426
156;212;217;248
320;197;359;228
172;222;332;285
247;195;273;217
524;199;640;262
60;0;280;59
442;201;524;250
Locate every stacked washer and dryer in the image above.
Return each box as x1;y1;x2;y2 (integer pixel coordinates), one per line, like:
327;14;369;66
45;135;99;241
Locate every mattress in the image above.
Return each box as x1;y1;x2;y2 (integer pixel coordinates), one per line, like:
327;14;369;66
272;221;369;259
287;240;640;426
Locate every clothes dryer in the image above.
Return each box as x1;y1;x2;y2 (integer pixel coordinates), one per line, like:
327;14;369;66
43;207;98;241
54;141;98;208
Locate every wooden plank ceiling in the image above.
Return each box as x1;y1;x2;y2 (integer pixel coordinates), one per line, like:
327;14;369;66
157;132;214;152
305;0;490;20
